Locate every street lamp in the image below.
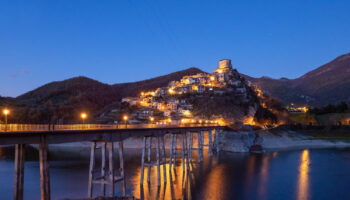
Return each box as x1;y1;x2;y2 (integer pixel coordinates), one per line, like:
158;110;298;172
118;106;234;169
3;108;10;131
149;116;155;124
80;112;87;124
123;115;128;128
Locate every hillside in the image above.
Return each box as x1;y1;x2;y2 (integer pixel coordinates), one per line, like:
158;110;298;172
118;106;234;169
108;59;286;125
245;53;350;106
294;53;350;104
2;67;203;123
112;67;205;98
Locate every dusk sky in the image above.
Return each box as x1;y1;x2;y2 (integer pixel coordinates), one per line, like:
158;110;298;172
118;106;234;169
1;0;350;97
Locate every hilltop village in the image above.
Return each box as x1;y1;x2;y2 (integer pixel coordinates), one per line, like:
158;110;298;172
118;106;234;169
120;59;264;125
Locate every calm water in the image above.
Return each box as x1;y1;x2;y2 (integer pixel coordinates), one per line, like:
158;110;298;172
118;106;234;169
1;146;350;200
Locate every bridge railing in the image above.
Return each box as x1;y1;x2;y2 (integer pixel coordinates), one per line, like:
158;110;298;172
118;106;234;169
0;123;221;132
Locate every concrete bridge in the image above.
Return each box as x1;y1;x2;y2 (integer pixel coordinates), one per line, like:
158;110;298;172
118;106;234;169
0;124;226;200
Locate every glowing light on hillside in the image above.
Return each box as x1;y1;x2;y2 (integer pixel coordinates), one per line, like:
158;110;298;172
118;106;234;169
256;88;263;97
139;100;149;107
168;88;175;94
158;103;166;111
192;85;199;91
300;107;309;112
182;110;192;117
149;116;155;122
243;116;255;126
288;105;309;113
215;118;227;125
210;76;215;81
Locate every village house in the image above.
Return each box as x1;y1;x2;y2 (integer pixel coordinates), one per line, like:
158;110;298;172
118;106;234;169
134;109;154;120
155;88;167;97
236;87;247;94
122;97;138;106
164;110;172;117
230;80;242;87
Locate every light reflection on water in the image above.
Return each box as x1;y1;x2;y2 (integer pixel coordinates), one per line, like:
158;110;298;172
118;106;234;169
258;154;270;200
1;146;350;200
297;150;310;200
131;150;212;200
132;163;192;200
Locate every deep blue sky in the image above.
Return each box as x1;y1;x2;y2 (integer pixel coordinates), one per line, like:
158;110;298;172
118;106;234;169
1;0;350;97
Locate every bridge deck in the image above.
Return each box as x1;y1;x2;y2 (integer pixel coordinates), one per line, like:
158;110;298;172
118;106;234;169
0;124;226;145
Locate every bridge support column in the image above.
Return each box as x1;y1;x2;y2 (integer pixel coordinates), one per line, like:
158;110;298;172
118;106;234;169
169;133;190;171
200;130;214;155
208;130;213;155
88;141;125;198
213;129;222;153
39;137;50;200
188;131;204;162
140;135;167;186
14;144;26;200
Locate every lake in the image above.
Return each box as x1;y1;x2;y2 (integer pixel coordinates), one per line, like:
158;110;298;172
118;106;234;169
1;145;350;200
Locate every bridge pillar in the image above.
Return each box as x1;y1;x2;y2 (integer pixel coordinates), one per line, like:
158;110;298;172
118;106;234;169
39;137;51;200
188;130;216;160
200;130;214;155
140;135;167;186
188;131;204;162
14;144;26;200
87;141;125;198
169;132;190;171
213;129;222;153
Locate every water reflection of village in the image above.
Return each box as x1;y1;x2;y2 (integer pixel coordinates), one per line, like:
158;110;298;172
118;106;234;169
127;148;312;200
131;133;216;200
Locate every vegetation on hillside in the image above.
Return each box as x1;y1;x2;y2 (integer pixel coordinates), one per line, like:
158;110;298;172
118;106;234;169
309;102;349;115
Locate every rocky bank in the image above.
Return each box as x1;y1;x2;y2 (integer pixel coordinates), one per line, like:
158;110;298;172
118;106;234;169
216;129;350;152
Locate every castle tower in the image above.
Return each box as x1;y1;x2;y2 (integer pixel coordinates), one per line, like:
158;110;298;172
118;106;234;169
214;59;233;73
218;59;232;69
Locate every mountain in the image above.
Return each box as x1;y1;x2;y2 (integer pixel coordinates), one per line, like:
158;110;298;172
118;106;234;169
2;67;203;123
245;53;350;106
2;53;349;123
